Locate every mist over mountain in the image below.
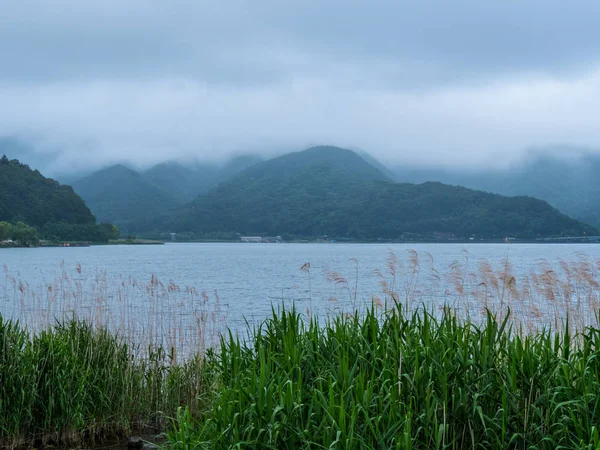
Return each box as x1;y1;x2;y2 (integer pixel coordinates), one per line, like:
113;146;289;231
392;149;600;229
71;164;180;233
3;134;598;238
71;154;264;232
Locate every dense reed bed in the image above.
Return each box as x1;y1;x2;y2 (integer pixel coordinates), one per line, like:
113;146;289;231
168;305;600;449
1;262;227;361
0;316;207;448
3;249;600;448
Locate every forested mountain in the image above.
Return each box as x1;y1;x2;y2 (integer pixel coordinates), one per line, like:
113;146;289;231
0;156;118;243
0;155;95;227
143;161;218;203
142;155;263;203
72;164;180;233
72;155;264;233
392;151;600;229
171;146;594;239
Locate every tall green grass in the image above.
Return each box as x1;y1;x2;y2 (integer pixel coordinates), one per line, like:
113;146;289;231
0;316;206;448
168;305;600;449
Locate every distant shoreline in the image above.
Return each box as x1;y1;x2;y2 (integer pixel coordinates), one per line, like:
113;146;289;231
164;239;600;245
3;239;599;249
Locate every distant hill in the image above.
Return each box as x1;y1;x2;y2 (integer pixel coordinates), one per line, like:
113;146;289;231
0;155;95;227
392;150;600;229
142;155;263;203
171;146;594;239
72;154;265;233
0;155;119;243
143;161;219;203
72;164;180;233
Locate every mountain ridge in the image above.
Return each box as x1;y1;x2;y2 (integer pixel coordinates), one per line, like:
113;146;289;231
171;146;595;239
392;151;600;229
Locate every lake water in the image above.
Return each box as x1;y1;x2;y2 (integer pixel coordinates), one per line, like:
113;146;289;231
2;243;600;356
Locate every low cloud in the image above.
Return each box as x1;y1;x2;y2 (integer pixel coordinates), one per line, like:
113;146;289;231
2;1;600;174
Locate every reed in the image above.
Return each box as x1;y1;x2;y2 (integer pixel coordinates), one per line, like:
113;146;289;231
167;305;600;449
0;316;207;448
3;249;600;448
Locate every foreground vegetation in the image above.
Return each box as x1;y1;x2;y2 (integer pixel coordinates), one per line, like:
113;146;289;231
5;304;600;449
3;249;600;448
167;306;600;449
0;317;205;448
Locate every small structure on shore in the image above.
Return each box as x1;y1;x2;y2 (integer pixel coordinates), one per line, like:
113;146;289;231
240;236;263;243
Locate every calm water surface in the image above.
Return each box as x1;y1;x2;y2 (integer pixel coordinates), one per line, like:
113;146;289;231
2;243;599;353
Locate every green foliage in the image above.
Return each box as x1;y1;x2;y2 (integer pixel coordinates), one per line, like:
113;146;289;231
0;221;39;246
11;221;38;246
0;155;95;227
0;221;12;240
172;146;596;239
40;221;119;242
0;156;122;244
0;316;206;448
168;306;600;449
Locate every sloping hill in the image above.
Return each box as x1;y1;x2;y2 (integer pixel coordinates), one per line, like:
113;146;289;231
0;155;95;227
171;146;593;239
141;155;263;203
72;164;179;232
143;161;218;203
72;154;265;233
393;151;600;229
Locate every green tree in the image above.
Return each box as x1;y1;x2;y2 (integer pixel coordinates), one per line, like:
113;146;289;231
0;221;12;240
11;222;38;246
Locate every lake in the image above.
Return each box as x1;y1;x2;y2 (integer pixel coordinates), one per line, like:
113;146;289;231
2;243;600;357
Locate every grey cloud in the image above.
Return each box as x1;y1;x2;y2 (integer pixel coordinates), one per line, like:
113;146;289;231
3;1;600;85
2;1;600;173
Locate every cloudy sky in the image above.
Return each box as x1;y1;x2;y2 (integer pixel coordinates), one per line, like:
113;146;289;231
2;0;600;173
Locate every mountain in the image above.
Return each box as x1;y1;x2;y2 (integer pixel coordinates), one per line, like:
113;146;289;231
72;164;180;233
142;161;218;203
141;155;263;203
0;155;120;243
72;154;265;233
392;151;600;229
0;155;95;227
171;146;594;239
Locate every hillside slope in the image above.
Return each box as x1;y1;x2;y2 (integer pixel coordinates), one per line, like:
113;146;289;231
142;155;264;203
0;155;95;227
142;161;218;203
72;155;265;233
393;151;600;229
72;164;179;233
172;146;594;239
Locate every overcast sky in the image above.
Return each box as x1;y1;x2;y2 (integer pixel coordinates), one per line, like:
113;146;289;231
2;0;600;173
